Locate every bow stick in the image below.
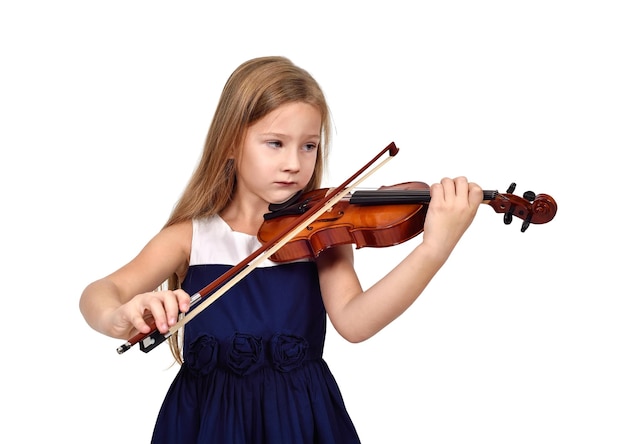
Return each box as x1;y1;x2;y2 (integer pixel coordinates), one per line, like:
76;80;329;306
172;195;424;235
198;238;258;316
117;142;399;354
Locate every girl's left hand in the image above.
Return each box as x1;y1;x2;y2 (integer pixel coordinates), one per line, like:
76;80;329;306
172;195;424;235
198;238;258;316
421;176;483;257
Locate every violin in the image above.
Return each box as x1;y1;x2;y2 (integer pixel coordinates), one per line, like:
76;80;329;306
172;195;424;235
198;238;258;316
258;181;557;263
117;141;557;355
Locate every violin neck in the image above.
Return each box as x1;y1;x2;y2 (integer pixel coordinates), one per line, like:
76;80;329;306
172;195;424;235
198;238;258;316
349;189;498;205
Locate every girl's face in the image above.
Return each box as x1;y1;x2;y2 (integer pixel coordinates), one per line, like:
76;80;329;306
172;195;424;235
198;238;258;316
236;101;321;207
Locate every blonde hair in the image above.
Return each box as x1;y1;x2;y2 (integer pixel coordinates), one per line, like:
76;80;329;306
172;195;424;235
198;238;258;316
164;56;332;362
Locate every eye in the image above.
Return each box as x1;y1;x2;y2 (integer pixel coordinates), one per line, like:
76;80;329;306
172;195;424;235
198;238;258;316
303;143;318;152
267;140;282;148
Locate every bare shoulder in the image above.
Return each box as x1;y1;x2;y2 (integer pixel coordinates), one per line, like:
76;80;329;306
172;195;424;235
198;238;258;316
158;220;193;247
149;220;193;277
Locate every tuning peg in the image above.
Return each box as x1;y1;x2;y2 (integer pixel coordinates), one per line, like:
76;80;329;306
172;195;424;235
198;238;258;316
503;210;513;225
506;182;517;193
523;190;536;202
521;213;532;232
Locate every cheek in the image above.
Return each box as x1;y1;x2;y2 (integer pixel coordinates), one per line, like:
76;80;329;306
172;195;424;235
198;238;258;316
239;149;266;174
305;155;319;177
252;157;273;175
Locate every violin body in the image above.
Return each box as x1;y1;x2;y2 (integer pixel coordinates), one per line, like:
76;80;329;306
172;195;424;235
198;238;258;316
258;183;431;263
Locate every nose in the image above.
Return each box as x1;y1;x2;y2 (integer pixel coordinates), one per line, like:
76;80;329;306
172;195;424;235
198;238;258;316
280;145;301;173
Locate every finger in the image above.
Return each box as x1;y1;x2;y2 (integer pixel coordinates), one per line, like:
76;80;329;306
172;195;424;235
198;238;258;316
173;289;192;313
468;181;484;204
128;310;153;334
452;176;469;200
429;181;443;202
439;177;455;200
162;291;183;327
147;297;170;333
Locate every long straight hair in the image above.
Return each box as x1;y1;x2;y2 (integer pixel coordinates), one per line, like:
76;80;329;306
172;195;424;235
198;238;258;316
163;56;332;362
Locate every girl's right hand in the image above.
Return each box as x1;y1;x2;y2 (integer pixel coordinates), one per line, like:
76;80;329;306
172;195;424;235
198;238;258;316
107;289;192;338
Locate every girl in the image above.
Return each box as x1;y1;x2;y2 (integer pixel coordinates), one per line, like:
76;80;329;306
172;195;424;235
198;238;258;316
79;56;483;443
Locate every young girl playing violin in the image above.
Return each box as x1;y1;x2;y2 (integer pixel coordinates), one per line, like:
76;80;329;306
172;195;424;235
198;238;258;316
79;55;483;443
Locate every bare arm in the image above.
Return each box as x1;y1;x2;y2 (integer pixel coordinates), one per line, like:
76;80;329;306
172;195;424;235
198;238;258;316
317;177;483;343
79;221;193;339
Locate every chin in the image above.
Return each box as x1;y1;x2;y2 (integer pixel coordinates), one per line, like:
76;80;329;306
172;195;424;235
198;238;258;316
268;189;300;205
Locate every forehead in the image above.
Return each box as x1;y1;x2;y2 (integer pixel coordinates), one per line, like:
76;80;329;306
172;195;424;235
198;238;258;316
249;102;322;135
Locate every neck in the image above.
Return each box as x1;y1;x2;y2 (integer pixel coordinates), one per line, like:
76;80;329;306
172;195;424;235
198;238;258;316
349;189;498;205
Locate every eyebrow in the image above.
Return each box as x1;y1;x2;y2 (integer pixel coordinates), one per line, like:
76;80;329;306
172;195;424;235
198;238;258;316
260;132;321;140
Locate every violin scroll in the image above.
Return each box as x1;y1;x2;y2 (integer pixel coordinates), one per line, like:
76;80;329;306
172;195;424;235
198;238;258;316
488;182;557;232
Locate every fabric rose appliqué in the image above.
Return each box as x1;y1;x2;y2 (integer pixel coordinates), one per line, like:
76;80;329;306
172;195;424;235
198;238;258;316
270;333;309;372
226;333;264;376
186;335;218;376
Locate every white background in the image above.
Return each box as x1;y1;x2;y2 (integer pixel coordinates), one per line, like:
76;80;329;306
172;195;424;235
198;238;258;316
1;1;624;443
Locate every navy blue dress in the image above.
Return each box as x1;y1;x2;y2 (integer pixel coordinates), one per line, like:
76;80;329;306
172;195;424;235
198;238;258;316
151;216;360;443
